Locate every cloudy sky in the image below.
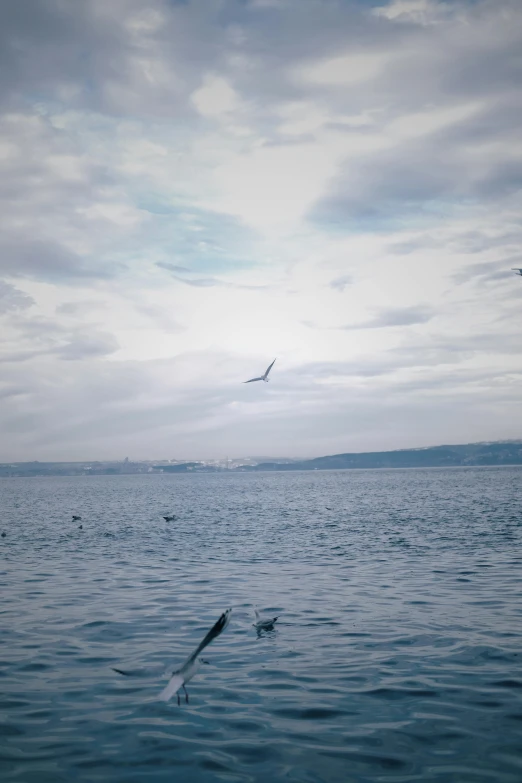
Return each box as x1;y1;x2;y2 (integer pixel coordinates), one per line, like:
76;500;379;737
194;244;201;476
1;0;521;462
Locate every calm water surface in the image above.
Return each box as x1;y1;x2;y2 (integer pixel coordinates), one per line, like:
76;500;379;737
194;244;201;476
1;468;522;782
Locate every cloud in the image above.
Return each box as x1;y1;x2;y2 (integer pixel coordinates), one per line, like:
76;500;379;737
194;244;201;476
0;280;34;314
56;332;120;361
339;305;435;330
134;303;184;334
388;227;522;256
155;263;192;275
191;74;239;118
2;345;520;462
304;3;522;228
294;327;522;381
156;262;268;290
0;349;42;365
0;111;132;281
0;384;29;401
329;275;353;292
453;256;522;285
157;265;225;287
372;0;455;26
0;237;114;281
1;314;119;363
56;300;106;316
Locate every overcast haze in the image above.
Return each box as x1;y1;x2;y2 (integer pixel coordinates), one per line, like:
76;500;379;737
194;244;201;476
1;0;521;461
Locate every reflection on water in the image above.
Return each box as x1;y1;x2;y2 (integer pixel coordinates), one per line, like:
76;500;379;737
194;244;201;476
1;467;522;782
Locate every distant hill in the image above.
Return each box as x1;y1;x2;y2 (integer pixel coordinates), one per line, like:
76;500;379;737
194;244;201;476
154;462;219;472
1;442;521;477
242;442;522;471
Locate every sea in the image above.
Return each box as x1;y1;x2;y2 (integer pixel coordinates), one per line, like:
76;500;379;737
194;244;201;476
1;467;522;783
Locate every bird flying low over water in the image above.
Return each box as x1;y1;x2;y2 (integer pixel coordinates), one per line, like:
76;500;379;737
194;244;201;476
253;607;279;631
113;608;232;704
243;358;276;384
512;268;522;276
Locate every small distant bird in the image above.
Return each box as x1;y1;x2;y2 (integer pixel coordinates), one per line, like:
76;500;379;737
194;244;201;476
1;532;6;538
113;608;232;704
243;358;276;384
79;524;83;530
512;268;522;276
253;607;279;631
72;515;82;522
163;515;177;522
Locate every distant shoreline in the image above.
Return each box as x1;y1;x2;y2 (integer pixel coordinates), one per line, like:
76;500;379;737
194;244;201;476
1;462;522;479
1;441;522;477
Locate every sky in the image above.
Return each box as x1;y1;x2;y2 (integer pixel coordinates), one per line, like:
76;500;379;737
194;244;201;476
1;0;521;462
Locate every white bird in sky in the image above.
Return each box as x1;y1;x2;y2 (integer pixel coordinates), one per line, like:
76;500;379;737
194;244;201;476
243;358;276;384
112;608;232;704
512;268;522;276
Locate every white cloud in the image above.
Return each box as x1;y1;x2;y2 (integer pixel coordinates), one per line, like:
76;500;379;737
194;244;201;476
277;101;328;136
297;51;391;87
387;101;485;140
77;200;150;228
373;0;453;25
211;140;339;231
191;74;240;118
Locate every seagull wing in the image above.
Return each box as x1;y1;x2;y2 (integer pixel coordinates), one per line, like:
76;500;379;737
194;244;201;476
158;609;230;702
115;610;231;703
184;608;232;665
158;674;185;702
243;376;263;383
263;358;276;378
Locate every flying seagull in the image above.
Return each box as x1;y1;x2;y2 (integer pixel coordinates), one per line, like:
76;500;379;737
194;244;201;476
512;268;522;276
243;358;276;384
113;608;232;704
253;607;279;631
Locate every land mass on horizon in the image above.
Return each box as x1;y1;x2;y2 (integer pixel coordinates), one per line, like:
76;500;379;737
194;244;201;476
1;441;522;477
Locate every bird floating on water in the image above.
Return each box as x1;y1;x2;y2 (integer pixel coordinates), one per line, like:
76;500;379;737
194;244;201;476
512;268;522;276
243;358;276;384
253;607;279;631
163;515;177;522
72;515;82;522
113;608;232;704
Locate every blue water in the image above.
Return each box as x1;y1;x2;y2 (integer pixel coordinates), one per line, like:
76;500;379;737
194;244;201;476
1;467;522;782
